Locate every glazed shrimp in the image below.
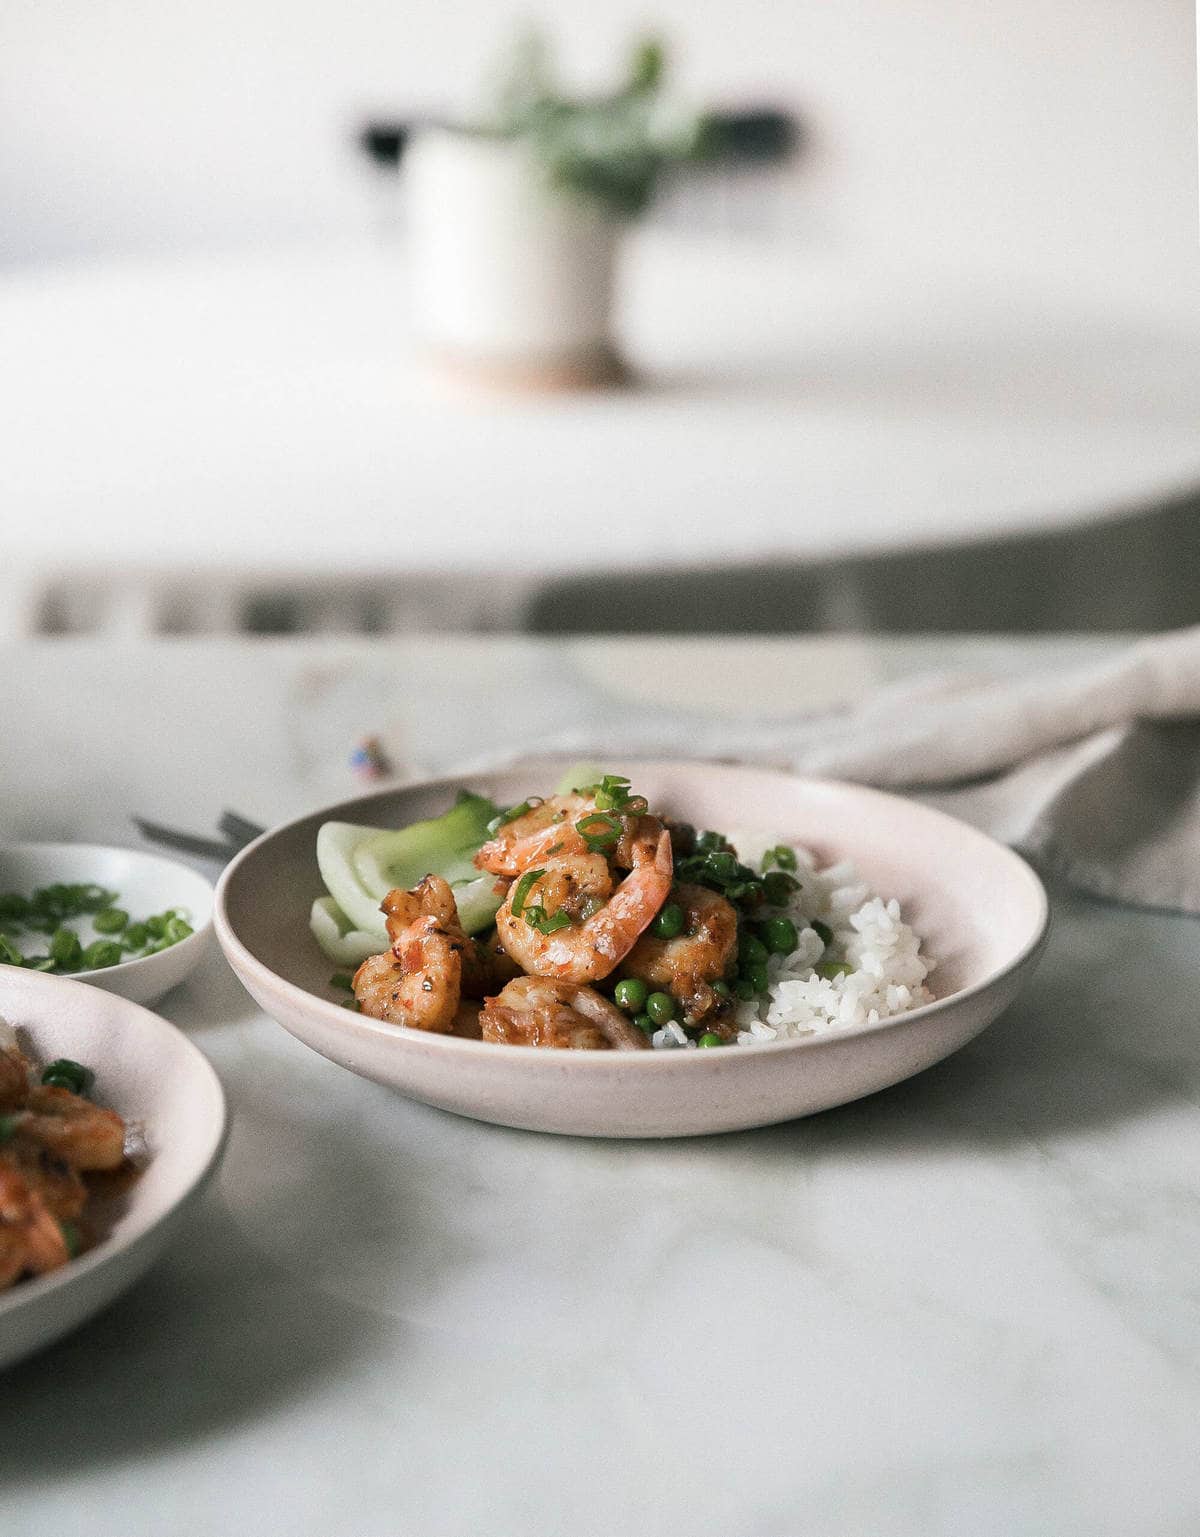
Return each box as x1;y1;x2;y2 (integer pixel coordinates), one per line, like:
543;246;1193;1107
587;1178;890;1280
0;1045;31;1112
474;794;595;878
20;1085;126;1171
0;1163;69;1287
480;976;649;1051
495;829;673;984
619;882;739;1025
353;874;467;1033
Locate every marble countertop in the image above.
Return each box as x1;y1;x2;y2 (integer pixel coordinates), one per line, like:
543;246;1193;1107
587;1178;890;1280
2;635;1198;1537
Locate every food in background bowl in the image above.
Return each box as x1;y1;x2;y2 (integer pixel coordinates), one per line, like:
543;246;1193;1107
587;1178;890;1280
312;770;934;1052
0;1018;141;1289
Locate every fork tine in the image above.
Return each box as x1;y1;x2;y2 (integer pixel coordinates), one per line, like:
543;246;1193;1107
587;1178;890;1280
218;810;267;847
132;818;239;861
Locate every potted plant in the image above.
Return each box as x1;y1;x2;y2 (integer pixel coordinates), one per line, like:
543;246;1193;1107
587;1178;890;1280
405;33;709;387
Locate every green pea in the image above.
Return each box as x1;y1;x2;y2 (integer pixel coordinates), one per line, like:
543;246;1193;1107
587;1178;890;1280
163;917;193;945
614;977;648;1013
0;935;23;967
646;991;676;1025
739;934;768;968
697;1032;724;1048
650;902;685;940
49;928;83;969
711;979;733;1000
633;1013;655;1034
811;919;833;947
815;960;850;980
81;940;123;970
92;907;128;934
763;871;799;907
0;1113;21;1143
734;978;757;1001
762;916;799;956
123;922;149;950
746;960;770;994
42;1057;93;1094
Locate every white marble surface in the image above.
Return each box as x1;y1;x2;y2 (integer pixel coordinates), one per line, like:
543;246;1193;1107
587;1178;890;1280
3;635;1199;1537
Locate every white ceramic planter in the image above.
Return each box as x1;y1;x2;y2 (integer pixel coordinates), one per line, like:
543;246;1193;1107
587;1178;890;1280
405;126;625;386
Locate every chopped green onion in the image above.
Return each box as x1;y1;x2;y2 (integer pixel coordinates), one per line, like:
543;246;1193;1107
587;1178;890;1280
0;935;23;967
614;977;648;1013
523;905;572;936
123;922;149;950
511;869;546;918
341;997;361;1011
59;1221;82;1258
23;956;56;972
162;916;193;945
49;928;83;969
697;1032;724;1048
81;940;123;970
579;895;604;920
145;914;169;939
811;919;833;947
0;1113;21;1144
0;895;31;922
734;978;757;1001
92;907;129;934
575;812;622;852
42;1058;93;1094
329;972;355;993
485;799;537;837
762;871;799;907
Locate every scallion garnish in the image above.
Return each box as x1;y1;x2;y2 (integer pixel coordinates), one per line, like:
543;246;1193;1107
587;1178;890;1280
575;812;622;852
511;868;547;918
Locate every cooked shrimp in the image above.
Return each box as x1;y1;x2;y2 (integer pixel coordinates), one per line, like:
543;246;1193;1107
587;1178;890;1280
495;829;673;984
619;882;739;1024
21;1085;126;1171
480;976;649;1051
6;1138;87;1222
354;873;468;1033
0;1045;31;1112
474;794;595;878
0;1162;69;1287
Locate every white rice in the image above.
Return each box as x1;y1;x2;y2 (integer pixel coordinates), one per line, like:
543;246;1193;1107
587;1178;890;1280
650;835;934;1050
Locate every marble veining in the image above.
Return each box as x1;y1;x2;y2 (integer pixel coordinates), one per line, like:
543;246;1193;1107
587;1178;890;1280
1;636;1197;1537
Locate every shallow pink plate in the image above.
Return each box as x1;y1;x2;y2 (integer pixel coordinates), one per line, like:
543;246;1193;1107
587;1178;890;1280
214;761;1048;1138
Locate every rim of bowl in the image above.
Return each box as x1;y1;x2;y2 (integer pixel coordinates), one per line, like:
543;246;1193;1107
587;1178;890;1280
0;967;228;1316
214;762;1051;1064
0;842;215;983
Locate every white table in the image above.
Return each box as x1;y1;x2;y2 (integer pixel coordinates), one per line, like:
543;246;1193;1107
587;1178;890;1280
3;243;1200;634
3;634;1199;1537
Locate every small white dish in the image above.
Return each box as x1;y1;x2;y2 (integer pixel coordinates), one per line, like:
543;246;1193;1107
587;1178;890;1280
0;967;227;1370
215;760;1050;1139
0;844;214;1006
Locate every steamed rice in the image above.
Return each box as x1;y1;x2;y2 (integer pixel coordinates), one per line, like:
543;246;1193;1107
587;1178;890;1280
650;835;934;1050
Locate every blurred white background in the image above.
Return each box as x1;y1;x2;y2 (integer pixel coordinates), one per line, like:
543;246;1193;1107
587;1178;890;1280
2;0;1194;309
1;0;1197;638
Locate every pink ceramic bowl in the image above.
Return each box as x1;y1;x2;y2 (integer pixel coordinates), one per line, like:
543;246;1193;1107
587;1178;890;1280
214;761;1048;1138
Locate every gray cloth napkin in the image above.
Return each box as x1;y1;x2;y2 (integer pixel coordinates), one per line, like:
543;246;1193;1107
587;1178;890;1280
505;628;1200;917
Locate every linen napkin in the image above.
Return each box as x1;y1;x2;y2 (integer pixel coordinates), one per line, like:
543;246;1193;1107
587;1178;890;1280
502;628;1200;917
